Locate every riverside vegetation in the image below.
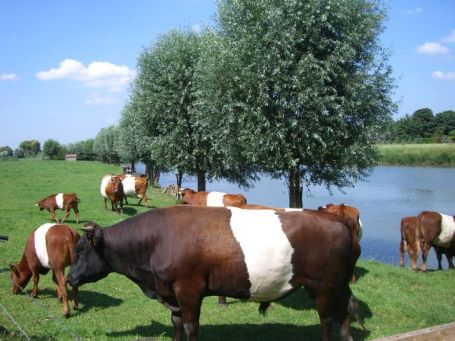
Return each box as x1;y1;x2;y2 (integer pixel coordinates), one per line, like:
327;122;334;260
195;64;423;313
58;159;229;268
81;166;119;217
378;143;455;167
0;160;454;340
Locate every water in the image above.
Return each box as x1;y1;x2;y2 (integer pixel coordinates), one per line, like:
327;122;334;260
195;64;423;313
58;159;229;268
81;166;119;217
138;164;455;270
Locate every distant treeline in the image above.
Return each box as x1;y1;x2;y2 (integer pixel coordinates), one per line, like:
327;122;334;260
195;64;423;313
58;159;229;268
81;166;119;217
383;108;455;144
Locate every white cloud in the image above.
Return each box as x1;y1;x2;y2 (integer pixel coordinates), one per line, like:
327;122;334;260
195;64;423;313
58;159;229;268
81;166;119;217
85;92;116;105
36;59;136;92
442;29;455;43
416;42;449;55
0;73;19;81
432;71;455;81
403;7;422;16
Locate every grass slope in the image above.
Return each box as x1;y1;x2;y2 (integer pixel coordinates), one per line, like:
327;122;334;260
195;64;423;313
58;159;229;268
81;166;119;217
0;160;454;340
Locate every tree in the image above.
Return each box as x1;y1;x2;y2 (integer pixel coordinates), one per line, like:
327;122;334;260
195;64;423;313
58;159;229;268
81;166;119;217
216;0;396;207
19;139;41;157
435;110;455;136
0;146;13;158
93;126;121;164
412;108;435;138
43;139;64;160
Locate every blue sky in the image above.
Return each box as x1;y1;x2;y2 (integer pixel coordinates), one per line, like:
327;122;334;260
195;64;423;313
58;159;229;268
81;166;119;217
1;1;454;149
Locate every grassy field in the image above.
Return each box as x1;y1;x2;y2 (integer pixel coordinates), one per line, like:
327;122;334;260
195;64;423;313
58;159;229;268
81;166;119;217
1;160;455;340
378;143;455;167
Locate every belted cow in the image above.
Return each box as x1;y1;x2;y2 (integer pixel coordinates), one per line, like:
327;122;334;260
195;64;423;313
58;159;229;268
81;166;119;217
10;223;80;317
118;174;149;208
67;205;359;341
417;211;455;272
180;188;247;207
35;193;80;224
100;174;124;214
399;216;420;271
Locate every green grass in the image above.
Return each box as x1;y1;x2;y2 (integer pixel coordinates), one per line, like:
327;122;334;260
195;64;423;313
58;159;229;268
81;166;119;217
378;143;455;167
1;160;455;340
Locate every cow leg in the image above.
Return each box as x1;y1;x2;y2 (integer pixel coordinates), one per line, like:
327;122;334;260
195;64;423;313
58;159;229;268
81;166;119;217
73;207;80;224
104;198;108;210
435;247;443;270
315;294;333;341
171;311;184;341
31;273;40;298
53;270;70;317
72;285;79;310
218;296;227;305
173;283;203;341
61;209;71;224
447;253;454;269
420;241;432;272
52;272;63;301
50;209;60;224
399;239;406;267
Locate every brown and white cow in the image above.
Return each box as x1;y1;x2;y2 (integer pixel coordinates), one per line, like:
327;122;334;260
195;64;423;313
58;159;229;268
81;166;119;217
180;188;247;207
118;174;149;208
10;223;80;317
417;211;455;272
35;193;80;224
68;206;360;341
100;174;124;214
399;216;420;271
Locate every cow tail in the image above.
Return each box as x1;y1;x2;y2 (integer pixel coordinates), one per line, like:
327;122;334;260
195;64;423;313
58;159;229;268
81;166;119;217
69;232;80;264
348;293;367;331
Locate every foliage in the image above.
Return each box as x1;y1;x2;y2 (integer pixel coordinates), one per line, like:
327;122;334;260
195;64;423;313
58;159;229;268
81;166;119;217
93;126;121;164
66;139;97;161
387;108;455;143
216;0;396;206
43;139;65;160
378;143;455;166
18;139;41;157
0;146;13;158
1;160;455;340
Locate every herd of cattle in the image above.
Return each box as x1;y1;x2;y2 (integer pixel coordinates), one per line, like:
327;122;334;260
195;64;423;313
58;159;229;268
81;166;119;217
8;172;455;340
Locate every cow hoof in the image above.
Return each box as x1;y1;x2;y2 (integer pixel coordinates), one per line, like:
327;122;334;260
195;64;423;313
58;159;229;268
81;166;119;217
63;311;70;319
73;304;79;310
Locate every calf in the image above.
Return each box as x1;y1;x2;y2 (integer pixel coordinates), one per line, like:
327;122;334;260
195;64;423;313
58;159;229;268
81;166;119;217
100;174;124;214
10;223;80;317
119;174;149;208
180;188;247;207
68;206;360;341
35;193;80;224
399;216;420;271
417;211;455;272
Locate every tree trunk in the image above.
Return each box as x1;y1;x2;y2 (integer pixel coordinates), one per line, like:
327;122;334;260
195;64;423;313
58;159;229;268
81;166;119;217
288;168;303;208
176;170;183;189
197;170;206;192
131;161;136;173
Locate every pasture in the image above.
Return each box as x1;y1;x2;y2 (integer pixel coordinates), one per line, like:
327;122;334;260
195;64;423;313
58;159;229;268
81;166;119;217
378;143;455;167
0;159;454;340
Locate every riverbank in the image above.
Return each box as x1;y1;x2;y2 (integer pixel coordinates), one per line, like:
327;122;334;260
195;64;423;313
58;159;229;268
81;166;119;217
0;160;454;340
378;143;455;167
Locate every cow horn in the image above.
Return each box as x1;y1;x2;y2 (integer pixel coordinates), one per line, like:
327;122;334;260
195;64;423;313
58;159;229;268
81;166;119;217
81;222;98;231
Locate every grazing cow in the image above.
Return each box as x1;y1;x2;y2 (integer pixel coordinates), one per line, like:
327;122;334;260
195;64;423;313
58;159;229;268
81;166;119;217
68;206;359;341
35;193;80;224
119;174;149;208
180;188;247;207
10;223;80;317
100;175;124;214
417;211;455;272
399;216;420;271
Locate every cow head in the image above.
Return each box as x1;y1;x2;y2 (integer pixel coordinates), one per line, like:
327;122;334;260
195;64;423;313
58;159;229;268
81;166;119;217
179;188;194;204
10;264;31;294
110;176;123;193
35;200;44;211
67;222;110;287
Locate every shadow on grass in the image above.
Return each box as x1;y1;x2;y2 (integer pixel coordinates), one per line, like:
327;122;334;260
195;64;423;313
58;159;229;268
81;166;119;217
107;319;370;340
122;207;138;216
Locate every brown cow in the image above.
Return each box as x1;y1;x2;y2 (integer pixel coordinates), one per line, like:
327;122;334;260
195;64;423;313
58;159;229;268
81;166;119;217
35;193;80;224
399;216;420;271
100;174;124;214
119;174;149;208
417;211;455;272
10;223;80;317
68;206;360;340
180;188;247;207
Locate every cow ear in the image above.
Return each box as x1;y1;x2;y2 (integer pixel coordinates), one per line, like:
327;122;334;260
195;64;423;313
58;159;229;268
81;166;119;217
10;264;19;275
86;227;103;248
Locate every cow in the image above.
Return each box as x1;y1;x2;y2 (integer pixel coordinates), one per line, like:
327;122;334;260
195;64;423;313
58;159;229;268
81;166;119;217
118;174;149;208
417;211;455;272
35;193;80;224
399;216;420;271
100;174;124;214
180;188;247;207
10;223;80;317
67;205;360;341
318;204;363;241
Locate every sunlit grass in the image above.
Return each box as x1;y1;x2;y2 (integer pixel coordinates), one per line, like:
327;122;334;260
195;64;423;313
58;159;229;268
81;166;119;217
1;160;454;340
378;143;455;166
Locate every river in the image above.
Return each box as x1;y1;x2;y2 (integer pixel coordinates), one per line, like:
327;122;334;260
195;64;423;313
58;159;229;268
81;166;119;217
137;164;454;270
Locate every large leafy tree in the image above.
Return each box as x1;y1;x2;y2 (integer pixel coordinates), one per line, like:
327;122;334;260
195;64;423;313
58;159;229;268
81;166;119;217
217;0;396;207
93;125;121;164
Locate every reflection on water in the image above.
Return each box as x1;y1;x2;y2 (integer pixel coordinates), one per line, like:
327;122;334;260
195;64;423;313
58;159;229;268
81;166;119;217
139;164;455;270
